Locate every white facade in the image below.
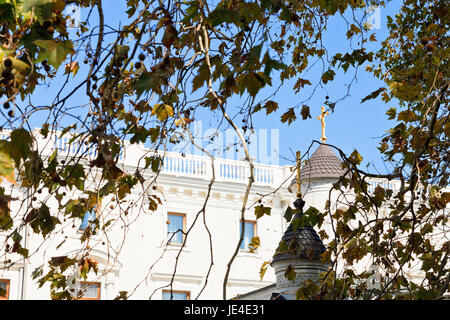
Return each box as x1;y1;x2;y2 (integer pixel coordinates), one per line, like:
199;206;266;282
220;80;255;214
0;129;296;300
1;130;447;300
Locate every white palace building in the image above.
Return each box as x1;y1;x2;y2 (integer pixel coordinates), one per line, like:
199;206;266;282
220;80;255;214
0;128;448;300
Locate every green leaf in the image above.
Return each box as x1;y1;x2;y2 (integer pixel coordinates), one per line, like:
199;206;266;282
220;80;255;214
10;128;32;163
99;181;114;197
0;2;15;22
280;108;296;125
34;40;74;69
134;72;162;96
245;43;263;68
346;24;361;38
284;264;296;281
293;78;312;93
386;107;396;120
397;110;417;122
207;8;242;27
349;149;363;165
262;51;287;76
144;156;163;173
40;124;49;138
59;124;76;138
236;72;265;97
114;291;129;300
321;70;336;84
361;87;385;103
0;192;13;230
21;0;59;24
304;206;323;227
284;206;294;222
63;164;85;191
192;63;210;93
263;100;278;115
300;105;311;120
30;204;60;238
254;205;271;219
16;246;29;258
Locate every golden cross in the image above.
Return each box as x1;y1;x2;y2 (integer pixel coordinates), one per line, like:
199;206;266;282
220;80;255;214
296;151;301;198
317;106;330;143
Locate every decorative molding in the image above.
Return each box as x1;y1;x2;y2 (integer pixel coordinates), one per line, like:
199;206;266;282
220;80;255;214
150;272;203;284
227;277;273;287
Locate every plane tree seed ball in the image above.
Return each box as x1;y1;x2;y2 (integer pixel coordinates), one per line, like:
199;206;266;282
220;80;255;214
3;58;12;68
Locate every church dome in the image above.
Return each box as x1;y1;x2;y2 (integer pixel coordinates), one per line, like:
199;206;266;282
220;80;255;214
300;144;345;180
271;199;326;264
271;221;326;264
287;144;345;193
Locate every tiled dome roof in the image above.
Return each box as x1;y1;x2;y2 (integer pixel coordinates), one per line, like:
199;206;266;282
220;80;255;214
271;222;326;263
271;199;326;264
300;144;345;180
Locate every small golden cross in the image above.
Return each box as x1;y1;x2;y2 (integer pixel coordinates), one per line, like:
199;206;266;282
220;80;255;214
317;106;330;143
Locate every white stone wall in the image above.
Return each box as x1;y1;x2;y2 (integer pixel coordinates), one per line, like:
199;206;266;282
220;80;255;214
0;166;293;300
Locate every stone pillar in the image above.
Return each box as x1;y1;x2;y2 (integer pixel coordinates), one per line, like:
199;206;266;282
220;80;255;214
271;259;328;300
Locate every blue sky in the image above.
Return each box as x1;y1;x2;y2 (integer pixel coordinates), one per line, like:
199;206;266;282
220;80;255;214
22;1;403;174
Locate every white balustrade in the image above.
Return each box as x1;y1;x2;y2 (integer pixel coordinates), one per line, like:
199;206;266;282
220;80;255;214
367;178;401;194
0;129;293;189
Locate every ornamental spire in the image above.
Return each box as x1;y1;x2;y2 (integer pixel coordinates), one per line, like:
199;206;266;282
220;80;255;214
296;151;301;198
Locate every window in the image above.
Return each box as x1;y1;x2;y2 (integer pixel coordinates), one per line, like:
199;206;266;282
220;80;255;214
76;281;100;300
162;290;190;300
167;213;186;244
0;279;10;300
240;220;256;250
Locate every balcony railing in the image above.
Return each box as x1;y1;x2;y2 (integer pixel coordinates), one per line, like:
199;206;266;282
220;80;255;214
0;129;288;188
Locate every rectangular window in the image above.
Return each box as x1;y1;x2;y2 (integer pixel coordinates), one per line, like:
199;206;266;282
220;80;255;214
167;213;186;244
77;281;100;300
162;290;190;300
0;279;10;300
240;220;256;250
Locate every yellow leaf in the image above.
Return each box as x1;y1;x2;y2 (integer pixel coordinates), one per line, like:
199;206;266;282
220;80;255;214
11;57;31;75
259;261;269;281
0;149;17;185
151;104;174;121
64;61;79;77
174;117;193;127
